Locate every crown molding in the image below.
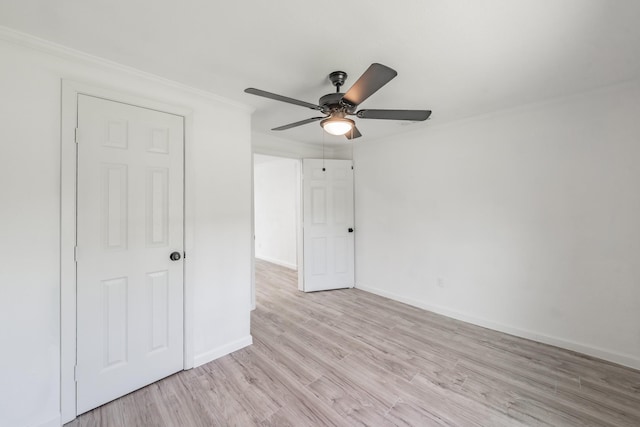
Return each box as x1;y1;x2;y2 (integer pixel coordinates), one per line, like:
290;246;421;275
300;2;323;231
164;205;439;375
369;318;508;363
0;25;254;113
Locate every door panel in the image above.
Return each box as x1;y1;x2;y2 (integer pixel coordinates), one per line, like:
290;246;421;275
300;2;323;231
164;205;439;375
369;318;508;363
303;159;354;292
76;95;184;414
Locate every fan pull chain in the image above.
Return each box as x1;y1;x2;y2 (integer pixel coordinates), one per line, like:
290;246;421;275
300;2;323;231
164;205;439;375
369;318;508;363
322;130;326;171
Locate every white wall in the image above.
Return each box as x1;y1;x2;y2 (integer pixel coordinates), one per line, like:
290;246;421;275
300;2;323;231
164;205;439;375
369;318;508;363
254;155;299;269
354;79;640;370
0;28;252;427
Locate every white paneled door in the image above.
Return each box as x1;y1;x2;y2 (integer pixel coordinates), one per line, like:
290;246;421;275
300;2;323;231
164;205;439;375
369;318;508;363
302;159;355;292
76;95;184;414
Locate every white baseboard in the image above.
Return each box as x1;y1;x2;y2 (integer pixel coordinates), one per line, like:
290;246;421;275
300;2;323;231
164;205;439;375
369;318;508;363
193;335;253;368
356;284;640;371
255;255;297;270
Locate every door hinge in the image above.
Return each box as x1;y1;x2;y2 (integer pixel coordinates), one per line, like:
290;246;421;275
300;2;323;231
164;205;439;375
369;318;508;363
74;128;79;144
74;246;78;262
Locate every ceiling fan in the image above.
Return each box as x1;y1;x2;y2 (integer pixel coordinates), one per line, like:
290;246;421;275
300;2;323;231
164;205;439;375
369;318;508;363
244;63;432;140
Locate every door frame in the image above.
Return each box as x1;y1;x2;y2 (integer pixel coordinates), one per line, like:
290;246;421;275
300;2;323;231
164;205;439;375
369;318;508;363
60;80;194;423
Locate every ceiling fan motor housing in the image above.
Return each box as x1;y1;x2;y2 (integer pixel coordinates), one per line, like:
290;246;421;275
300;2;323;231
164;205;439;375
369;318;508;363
319;92;349;115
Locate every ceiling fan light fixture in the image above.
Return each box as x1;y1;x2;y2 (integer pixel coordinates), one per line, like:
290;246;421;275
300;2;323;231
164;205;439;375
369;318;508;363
321;117;354;136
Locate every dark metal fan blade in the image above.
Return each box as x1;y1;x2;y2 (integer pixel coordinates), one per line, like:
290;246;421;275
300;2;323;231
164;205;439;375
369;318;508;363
345;126;362;140
272;116;325;131
245;88;323;111
342;63;397;108
356;109;432;121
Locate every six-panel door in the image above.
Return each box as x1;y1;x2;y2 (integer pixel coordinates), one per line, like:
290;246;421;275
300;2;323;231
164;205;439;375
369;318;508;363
302;159;355;292
76;95;184;414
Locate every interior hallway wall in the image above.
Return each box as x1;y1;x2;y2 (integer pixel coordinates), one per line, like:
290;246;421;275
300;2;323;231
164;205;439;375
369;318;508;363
254;155;299;269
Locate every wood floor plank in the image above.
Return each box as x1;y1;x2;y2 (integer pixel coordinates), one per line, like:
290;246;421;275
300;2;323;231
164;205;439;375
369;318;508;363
455;359;632;427
67;259;640;426
199;356;281;424
385;398;458;427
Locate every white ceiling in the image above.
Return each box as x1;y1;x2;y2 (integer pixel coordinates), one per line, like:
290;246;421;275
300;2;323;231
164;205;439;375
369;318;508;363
2;0;640;145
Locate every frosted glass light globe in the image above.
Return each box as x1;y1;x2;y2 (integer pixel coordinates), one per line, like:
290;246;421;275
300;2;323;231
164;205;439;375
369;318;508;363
321;118;354;136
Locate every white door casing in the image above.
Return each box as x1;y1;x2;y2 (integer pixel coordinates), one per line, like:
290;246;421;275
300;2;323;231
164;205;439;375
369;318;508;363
302;159;355;292
76;94;184;414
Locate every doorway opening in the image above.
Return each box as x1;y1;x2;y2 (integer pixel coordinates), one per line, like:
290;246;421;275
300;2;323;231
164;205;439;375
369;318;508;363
251;155;355;305
252;154;303;302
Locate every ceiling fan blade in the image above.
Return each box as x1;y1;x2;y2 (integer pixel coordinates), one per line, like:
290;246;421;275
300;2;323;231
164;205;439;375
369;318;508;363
356;109;432;121
272;116;325;131
245;88;323;111
345;126;362;140
341;63;398;108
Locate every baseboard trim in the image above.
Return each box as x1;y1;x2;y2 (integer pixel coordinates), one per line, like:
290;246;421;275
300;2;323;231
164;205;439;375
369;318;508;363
193;335;253;368
356;284;640;371
255;255;297;270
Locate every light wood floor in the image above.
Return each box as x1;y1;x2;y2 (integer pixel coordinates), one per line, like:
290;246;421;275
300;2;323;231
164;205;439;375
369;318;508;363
68;259;640;426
